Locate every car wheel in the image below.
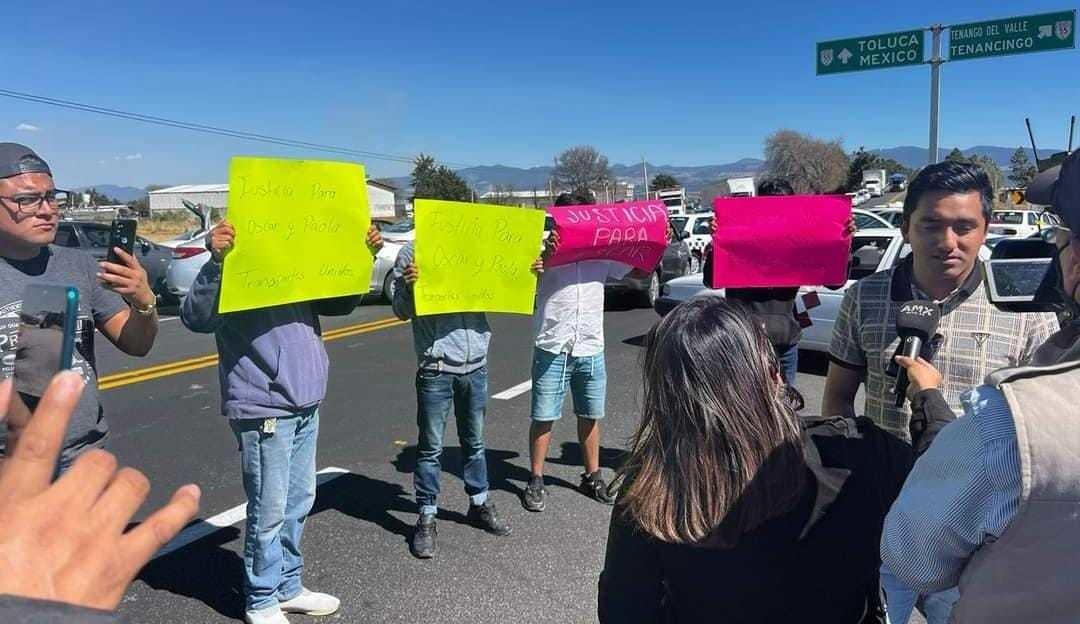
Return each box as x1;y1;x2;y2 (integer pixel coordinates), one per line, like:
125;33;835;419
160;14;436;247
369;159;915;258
637;272;661;308
382;271;396;303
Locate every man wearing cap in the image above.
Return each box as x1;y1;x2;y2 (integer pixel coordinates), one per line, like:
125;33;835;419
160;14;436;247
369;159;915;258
0;143;158;472
882;149;1080;623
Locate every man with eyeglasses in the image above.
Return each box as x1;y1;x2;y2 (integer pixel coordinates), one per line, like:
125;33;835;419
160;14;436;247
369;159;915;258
0;143;158;473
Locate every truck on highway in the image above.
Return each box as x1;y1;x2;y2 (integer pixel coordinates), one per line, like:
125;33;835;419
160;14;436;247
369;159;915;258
657;187;687;215
726;176;756;198
888;173;907;192
862;169;887;197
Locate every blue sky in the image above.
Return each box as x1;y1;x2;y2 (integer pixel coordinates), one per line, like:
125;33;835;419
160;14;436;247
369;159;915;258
2;0;1076;188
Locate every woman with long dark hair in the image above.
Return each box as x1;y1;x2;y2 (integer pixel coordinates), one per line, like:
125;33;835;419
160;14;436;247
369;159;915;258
598;297;913;623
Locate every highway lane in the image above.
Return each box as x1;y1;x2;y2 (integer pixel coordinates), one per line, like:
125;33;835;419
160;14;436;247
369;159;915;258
95;295;880;623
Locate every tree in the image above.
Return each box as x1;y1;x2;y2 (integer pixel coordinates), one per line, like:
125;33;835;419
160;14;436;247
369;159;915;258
844;147;914;191
763;130;849;194
970;155;1004;194
552;146;610;198
945;147;967;163
411;153;471;202
1008;147;1037;187
650;173;680;191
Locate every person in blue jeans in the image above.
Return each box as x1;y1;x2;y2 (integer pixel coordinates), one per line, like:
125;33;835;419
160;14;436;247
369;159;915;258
181;219;382;624
392;241;540;558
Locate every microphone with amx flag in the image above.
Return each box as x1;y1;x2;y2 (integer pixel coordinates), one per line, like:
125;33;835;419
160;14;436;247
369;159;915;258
889;301;941;407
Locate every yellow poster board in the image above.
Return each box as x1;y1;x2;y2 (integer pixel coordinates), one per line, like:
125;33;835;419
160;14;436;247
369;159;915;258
414;200;546;315
219;157;373;313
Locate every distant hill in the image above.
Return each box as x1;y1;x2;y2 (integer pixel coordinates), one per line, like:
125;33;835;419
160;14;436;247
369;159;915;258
872;146;1061;171
388;159;766;194
73;185;147;203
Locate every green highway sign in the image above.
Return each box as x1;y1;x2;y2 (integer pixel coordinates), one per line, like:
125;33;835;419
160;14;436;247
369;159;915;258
816;29;925;75
949;10;1076;62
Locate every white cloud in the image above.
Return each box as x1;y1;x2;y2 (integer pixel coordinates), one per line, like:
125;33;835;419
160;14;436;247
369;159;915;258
15;123;40;132
123;153;143;161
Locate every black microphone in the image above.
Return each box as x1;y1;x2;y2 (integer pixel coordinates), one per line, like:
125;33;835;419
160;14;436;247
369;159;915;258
890;300;941;407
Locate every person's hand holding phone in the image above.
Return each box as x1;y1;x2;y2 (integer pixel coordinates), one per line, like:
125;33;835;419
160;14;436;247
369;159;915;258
0;373;201;611
208;220;236;263
98;247;154;310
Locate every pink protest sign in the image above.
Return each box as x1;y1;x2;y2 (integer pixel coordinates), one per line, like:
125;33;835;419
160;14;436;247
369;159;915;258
547;200;669;271
711;195;851;288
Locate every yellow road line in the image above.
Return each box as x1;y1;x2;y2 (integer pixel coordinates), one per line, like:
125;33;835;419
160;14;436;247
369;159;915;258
98;316;408;391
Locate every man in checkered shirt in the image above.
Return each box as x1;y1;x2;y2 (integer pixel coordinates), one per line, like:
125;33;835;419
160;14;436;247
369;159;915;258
822;160;1059;624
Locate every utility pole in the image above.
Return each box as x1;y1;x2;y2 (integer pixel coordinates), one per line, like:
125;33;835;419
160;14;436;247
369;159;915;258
928;24;944;165
641;157;649;200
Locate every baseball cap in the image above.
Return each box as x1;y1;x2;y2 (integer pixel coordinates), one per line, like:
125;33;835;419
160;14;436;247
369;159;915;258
1027;150;1080;231
0;143;52;179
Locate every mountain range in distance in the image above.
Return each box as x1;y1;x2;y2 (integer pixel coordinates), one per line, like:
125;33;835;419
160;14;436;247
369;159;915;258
83;145;1062;199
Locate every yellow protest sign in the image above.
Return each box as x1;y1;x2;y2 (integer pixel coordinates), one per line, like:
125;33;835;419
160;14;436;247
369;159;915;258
219;157;373;313
414;199;546;315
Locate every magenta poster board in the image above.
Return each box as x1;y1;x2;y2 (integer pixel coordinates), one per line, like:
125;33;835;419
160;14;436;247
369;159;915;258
547;200;668;271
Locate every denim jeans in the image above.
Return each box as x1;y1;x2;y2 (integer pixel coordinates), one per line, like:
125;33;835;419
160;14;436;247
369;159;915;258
776;343;799;391
881;565;959;624
530;349;607;421
230;407;319;612
414;367;489;516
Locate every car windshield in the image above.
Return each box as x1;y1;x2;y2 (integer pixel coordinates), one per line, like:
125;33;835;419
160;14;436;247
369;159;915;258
993;212;1024;224
854;213;886;229
692;218;713;235
381;219;414;233
849;236;893;281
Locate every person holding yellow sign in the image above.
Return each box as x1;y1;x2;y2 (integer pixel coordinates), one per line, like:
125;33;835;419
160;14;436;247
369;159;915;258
181;219;382;624
392;240;544;559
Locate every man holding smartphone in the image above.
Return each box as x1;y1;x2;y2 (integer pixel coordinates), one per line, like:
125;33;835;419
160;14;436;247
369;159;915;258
0;143;159;473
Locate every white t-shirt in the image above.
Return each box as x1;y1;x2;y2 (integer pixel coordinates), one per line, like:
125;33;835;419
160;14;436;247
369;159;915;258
533;260;632;357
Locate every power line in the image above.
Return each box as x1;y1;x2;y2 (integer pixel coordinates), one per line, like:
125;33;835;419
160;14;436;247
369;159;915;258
0;88;474;169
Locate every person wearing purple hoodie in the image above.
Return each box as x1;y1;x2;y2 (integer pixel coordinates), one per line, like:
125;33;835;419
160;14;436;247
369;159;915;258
181;219;381;624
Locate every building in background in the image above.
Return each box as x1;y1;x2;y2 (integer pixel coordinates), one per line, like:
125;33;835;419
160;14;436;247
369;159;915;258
148;181;397;217
478;189;554;208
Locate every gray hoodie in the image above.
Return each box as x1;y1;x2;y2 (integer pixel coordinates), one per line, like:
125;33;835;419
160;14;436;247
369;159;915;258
392;242;490;374
181;260;357;419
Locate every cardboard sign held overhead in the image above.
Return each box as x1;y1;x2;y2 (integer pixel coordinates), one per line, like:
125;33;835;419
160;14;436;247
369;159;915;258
219;157;373;313
413;199;546;316
546;200;669;272
711;195;851;288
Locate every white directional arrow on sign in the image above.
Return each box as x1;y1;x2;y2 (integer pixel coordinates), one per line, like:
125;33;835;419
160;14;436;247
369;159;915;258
838;48;853;64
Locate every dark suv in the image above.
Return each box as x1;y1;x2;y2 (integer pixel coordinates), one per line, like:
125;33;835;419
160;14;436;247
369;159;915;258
55;220;174;303
605;225;692;308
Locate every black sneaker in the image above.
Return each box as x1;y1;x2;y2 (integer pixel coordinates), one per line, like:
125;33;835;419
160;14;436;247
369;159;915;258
522;475;547;512
467;500;512;536
580;471;615;505
411;514;437;559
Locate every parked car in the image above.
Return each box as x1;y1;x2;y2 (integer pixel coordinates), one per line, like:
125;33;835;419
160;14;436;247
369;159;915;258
606;227;692;308
379;218;415;244
671;213;713;272
989;209;1061;238
870;207;904;228
853;208;894;230
56;220;174;303
165;235;403;303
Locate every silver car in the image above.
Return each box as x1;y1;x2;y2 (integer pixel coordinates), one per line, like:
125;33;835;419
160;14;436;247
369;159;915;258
166;236;403;303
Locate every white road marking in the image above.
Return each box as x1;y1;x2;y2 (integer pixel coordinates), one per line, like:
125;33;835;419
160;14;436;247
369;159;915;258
493;380;532;400
153;466;349;559
158;315;181;322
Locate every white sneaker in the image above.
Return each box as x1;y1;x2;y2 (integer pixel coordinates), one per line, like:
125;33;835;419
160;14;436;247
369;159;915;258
278;588;341;616
245;605;289;624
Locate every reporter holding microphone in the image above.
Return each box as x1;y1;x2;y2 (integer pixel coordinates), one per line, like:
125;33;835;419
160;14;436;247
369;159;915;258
882;149;1080;624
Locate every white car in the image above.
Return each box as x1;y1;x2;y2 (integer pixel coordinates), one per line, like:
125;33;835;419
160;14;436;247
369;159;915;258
845;191;863;206
989;210;1062;239
655;228;994;354
165;237;403;303
870;207;904;228
853;208;893;230
673;213;713;273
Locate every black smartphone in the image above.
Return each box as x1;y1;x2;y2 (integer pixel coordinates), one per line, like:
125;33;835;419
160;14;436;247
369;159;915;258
13;284;79;401
107;218;138;264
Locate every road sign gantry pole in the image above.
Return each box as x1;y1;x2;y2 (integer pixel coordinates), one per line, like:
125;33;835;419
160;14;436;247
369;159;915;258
928;24;944;166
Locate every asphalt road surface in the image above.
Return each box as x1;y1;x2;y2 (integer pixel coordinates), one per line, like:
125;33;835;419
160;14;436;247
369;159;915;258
93;293;916;624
